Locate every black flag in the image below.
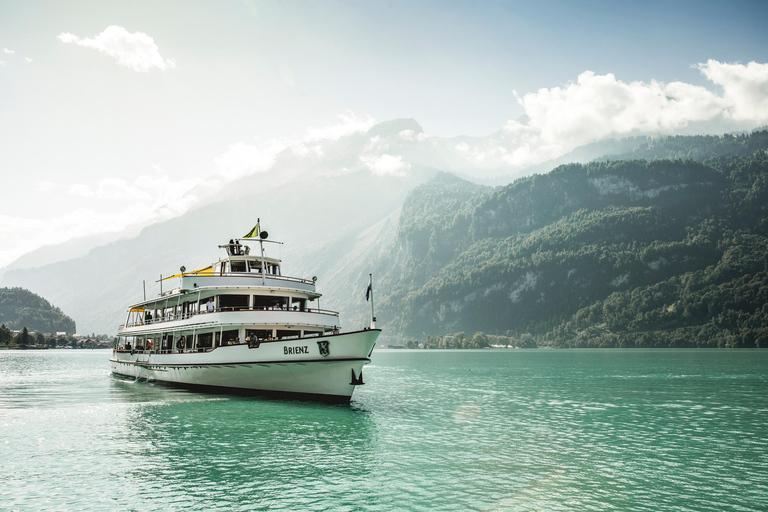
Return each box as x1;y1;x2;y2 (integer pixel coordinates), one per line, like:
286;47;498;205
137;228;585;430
365;276;372;301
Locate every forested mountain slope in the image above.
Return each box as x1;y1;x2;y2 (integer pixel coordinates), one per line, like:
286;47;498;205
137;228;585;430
0;287;76;334
602;131;768;162
372;132;768;347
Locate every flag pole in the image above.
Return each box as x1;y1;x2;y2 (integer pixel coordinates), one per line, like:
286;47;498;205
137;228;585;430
369;273;376;329
256;217;266;285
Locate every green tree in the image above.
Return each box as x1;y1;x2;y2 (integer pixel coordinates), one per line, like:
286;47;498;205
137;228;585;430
0;324;11;345
17;327;30;346
472;332;489;348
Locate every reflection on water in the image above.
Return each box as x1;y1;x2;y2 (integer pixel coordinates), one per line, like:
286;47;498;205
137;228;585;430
113;382;377;511
2;349;768;511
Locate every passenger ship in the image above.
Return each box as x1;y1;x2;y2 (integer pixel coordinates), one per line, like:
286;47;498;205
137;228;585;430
110;230;380;401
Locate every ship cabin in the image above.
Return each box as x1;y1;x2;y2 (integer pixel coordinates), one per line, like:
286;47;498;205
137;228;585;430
115;238;339;354
215;240;281;276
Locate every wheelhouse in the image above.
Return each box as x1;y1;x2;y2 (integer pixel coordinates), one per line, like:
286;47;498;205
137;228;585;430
116;237;339;354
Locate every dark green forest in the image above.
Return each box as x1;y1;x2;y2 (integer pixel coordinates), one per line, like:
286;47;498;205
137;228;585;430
0;287;76;334
374;130;768;348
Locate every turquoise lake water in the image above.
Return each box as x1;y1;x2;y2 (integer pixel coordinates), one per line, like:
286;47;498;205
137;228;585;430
1;349;767;511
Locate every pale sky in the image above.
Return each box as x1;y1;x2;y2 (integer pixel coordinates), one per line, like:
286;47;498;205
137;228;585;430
1;0;768;268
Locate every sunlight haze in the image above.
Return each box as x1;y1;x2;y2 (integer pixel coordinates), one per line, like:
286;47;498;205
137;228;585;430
1;0;767;268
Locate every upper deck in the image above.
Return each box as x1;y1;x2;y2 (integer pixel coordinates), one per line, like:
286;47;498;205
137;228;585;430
124;235;325;318
179;272;317;294
156;237;321;299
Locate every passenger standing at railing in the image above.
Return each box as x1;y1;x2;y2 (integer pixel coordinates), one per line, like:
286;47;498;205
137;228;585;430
206;298;215;313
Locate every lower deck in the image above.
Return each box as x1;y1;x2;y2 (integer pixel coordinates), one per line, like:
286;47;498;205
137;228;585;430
110;329;380;400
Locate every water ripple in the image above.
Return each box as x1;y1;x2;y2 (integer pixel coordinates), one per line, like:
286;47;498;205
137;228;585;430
2;349;768;511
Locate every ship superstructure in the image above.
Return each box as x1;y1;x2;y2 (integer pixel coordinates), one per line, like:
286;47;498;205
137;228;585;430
110;233;379;401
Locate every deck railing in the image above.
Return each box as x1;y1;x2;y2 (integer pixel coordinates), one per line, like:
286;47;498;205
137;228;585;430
119;306;339;330
181;271;314;286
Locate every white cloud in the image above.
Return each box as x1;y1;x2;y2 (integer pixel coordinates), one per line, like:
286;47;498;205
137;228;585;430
57;25;175;72
68;184;95;197
220;112;376;170
460;60;768;170
24;57;32;63
699;59;768;122
3;48;14;54
4;111;378;267
398;129;425;141
214;141;286;180
0;168;215;267
291;143;323;157
305;111;375;140
360;154;410;176
364;135;389;153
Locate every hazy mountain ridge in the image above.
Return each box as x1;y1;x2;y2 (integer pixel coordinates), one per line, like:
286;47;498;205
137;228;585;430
3;123;767;339
0;287;76;334
0;121;442;333
599;131;768;162
0;120;654;275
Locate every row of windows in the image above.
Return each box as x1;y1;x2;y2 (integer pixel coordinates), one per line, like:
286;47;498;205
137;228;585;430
126;294;314;326
219;260;281;275
117;326;328;352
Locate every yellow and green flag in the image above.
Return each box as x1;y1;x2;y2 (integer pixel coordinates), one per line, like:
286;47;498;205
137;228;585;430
243;221;260;239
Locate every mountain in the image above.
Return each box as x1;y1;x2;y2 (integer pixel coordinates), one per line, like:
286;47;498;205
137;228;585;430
0;231;135;282
599;131;768;162
0;120;447;334
364;132;768;347
0;287;76;334
4;121;768;343
0;120;653;277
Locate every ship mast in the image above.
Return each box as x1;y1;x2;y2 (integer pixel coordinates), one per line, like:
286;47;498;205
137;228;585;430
259;237;266;285
369;273;376;329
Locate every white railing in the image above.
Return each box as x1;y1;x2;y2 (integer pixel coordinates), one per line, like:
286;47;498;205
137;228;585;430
121;306;339;329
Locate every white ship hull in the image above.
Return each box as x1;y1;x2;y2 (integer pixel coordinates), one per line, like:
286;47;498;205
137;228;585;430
110;329;379;401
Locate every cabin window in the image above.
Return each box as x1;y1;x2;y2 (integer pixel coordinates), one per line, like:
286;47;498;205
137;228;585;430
187;301;198;316
252;295;271;309
219;294;249;311
303;330;323;337
197;332;213;349
230;261;246;273
222;329;239;345
200;296;216;313
276;329;299;340
252;295;288;310
246;329;271;342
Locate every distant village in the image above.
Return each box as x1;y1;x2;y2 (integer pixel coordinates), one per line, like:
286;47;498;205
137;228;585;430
0;325;113;349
